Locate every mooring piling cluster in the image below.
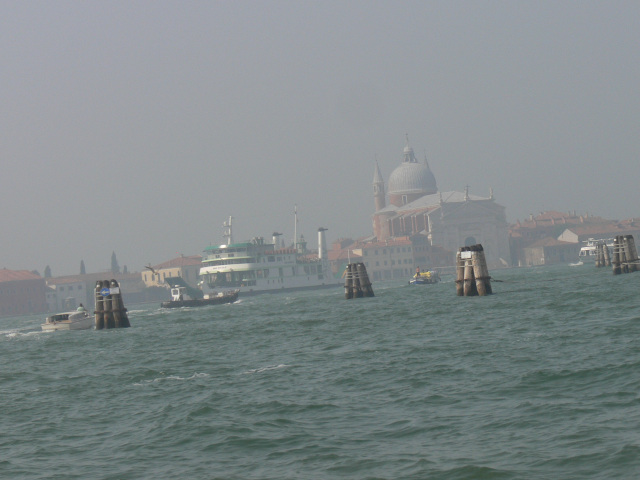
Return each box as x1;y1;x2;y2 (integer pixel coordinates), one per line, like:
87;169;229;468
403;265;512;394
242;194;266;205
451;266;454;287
94;279;130;329
594;241;612;267
344;262;374;299
455;244;492;296
612;235;639;275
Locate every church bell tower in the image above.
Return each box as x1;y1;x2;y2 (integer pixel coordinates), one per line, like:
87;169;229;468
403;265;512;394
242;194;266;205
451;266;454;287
373;161;386;212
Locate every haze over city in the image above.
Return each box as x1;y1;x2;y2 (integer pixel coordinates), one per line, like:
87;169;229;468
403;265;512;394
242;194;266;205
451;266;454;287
2;1;639;276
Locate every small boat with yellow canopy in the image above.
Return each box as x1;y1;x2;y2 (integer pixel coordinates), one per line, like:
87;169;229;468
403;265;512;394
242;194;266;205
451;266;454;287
409;268;440;285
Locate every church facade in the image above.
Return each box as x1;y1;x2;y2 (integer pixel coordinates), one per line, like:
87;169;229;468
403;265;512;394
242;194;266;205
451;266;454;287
371;139;511;268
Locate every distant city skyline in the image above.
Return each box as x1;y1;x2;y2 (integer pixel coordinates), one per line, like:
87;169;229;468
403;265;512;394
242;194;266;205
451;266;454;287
2;1;639;276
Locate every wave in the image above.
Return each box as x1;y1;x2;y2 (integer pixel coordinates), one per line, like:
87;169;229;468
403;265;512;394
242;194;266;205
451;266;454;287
2;329;43;338
133;372;210;386
243;364;292;375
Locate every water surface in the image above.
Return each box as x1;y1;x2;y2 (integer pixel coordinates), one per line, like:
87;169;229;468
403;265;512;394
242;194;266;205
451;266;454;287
2;264;639;479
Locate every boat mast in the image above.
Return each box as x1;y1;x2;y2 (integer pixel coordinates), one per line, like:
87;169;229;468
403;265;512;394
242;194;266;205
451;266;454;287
223;216;233;245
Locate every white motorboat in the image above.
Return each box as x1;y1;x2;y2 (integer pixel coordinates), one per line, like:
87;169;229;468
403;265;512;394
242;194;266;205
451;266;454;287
41;311;93;332
578;238;614;264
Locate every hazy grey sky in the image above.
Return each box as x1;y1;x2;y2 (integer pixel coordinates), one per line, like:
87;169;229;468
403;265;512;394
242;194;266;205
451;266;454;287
2;1;639;276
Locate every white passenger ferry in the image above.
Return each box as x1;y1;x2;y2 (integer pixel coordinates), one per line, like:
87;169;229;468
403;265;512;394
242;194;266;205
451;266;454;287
578;238;614;263
199;217;339;295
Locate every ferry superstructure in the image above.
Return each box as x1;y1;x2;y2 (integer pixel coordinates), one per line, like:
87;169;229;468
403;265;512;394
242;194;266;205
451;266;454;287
199;218;338;295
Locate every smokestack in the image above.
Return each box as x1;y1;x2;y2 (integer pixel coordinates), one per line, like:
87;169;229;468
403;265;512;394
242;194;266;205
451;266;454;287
272;232;282;248
318;227;328;260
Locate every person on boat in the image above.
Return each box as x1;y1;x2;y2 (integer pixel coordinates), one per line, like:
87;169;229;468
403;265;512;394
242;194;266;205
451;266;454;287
415;266;420;277
77;303;87;312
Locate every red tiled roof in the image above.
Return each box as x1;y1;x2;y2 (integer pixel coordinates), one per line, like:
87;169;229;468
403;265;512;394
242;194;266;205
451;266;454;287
535;210;577;220
562;224;639;237
153;255;202;269
328;250;362;261
526;237;576;248
617;218;640;228
331;238;356;250
0;269;41;283
512;211;610;230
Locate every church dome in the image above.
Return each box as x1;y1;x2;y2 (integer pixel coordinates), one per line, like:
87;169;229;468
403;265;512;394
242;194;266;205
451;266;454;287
387;143;437;196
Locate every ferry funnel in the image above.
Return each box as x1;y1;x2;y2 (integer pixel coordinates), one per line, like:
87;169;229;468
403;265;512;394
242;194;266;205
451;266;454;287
318;227;328;260
272;232;283;248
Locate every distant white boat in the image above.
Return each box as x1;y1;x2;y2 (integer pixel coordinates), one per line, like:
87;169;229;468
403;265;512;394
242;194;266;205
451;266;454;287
41;311;93;332
578;238;614;264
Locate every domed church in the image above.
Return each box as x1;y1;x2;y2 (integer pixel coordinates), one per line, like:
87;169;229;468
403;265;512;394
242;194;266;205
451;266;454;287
371;137;511;268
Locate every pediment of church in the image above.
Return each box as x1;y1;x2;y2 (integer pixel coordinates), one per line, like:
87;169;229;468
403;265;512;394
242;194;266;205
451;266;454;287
440;200;505;221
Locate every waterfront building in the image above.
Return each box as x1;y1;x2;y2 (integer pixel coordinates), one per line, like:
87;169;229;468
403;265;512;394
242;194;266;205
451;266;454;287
509;211;640;266
0;269;47;317
328;235;451;281
142;255;202;288
45;277;91;312
327;239;363;278
358;235;451;281
520;237;579;266
558;221;640;246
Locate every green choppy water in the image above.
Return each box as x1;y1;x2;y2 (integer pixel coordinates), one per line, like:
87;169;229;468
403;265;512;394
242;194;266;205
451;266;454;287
2;264;640;479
